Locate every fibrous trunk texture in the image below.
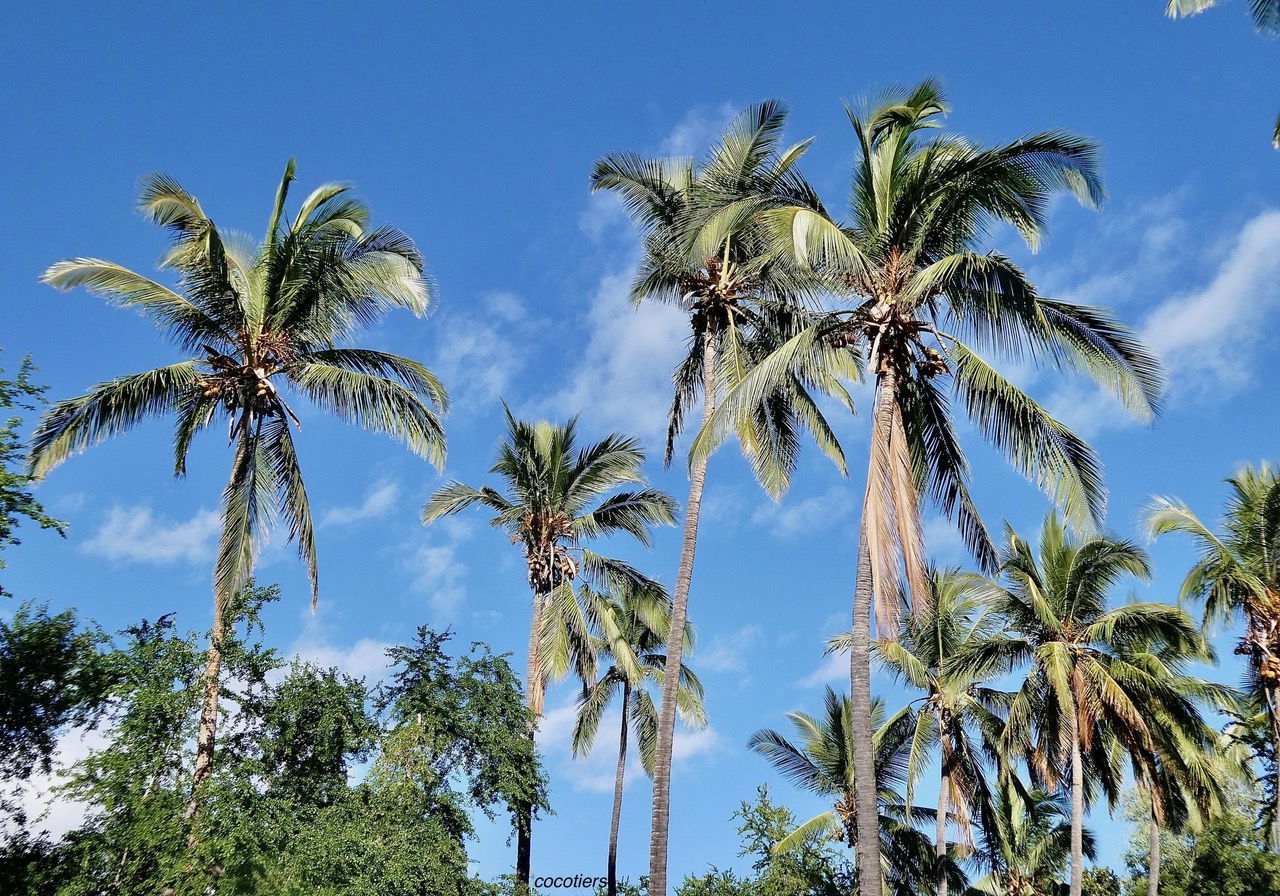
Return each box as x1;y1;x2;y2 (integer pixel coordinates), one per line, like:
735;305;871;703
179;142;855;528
517;587;549;886
608;685;631;896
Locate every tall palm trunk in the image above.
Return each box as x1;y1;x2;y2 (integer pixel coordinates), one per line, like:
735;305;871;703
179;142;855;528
1070;721;1084;896
848;363;900;896
517;586;549;886
649;330;717;896
185;592;227;819
608;683;631;896
850;527;882;896
936;761;950;896
1147;807;1160;896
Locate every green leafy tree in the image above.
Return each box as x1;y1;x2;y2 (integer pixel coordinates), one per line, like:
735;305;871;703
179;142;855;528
571;581;706;896
698;81;1162;896
1122;792;1280;896
1147;462;1280;849
972;515;1200;896
0;355;66;597
423;410;675;885
29;161;448;811
0;604;112;797
592;100;852;896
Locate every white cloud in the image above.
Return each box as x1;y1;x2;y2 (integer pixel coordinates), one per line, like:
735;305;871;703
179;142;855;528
922;514;968;566
699;624;764;674
1140;209;1280;396
320;480;400;527
81;505;220;565
549;268;688;446
798;648;849;689
409;541;469;619
2;726;110;842
290;636;396;683
752;487;852;539
659;103;738;158
672;724;720;763
433;291;536;409
579;191;630;243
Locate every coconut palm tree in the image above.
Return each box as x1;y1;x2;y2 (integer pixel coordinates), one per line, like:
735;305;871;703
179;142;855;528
697;81;1164;896
749;688;955;896
422;409;677;885
592;100;853;896
571;581;706;896
1166;0;1280;146
1147;461;1280;849
869;568;1010;896
969;514;1202;896
968;780;1094;896
28;160;448;815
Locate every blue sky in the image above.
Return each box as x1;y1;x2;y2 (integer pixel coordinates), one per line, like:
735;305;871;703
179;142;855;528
3;0;1279;883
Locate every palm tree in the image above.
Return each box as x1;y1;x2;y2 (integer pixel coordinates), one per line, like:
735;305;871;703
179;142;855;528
1147;461;1280;849
571;581;706;896
749;688;951;896
968;780;1095;896
592;100;851;896
971;514;1202;896
422;409;677;885
698;81;1164;896
28;160;448;815
1165;0;1280;146
870;568;1010;896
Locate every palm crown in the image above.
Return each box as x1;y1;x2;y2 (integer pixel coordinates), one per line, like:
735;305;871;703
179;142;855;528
30;159;448;605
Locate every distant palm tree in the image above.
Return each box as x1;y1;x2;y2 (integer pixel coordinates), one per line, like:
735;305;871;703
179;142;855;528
29;160;448;814
870;568;1010;896
968;780;1094;896
749;688;952;896
1147;461;1280;849
571;581;706;896
700;81;1163;896
971;515;1201;896
1165;0;1280;145
593;99;851;896
422;409;677;884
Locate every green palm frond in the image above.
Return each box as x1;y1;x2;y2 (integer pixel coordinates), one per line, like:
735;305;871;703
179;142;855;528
28;362;201;478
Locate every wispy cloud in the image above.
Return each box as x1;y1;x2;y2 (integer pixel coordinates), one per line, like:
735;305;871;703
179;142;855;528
549;267;688;446
798;647;848;688
433;291;537;410
752;487;852;539
82;505;220;565
1140;209;1280;396
320;480;400;528
699;624;764;674
658;103;738;157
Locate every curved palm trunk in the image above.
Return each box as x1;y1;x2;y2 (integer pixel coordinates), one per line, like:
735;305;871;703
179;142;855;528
1147;807;1160;896
1070;724;1084;896
185;592;227;819
649;330;717;896
517;586;549;887
936;765;950;896
608;684;631;896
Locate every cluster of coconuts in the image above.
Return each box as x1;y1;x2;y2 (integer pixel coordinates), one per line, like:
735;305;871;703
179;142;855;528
524;548;578;590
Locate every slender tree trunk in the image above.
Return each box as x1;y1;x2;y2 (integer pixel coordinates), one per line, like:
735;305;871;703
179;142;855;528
649;330;718;896
1147;807;1160;896
850;526;883;896
609;684;631;896
936;764;950;896
517;587;549;887
185;590;227;819
848;363;899;896
1070;724;1084;896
